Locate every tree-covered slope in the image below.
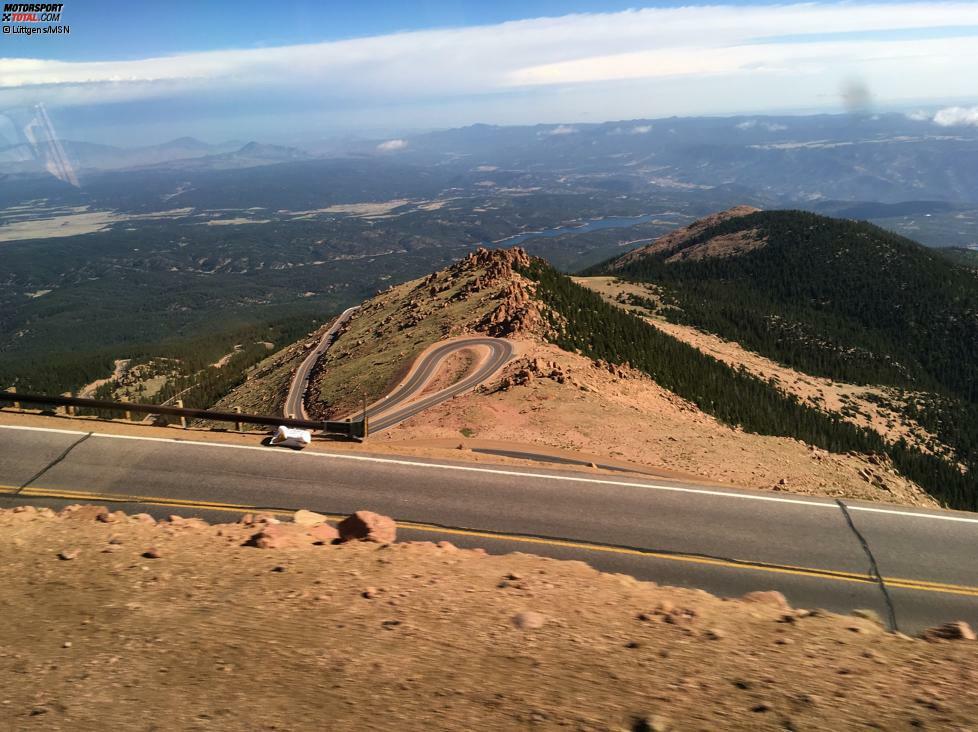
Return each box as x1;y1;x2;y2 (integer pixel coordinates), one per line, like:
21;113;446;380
521;259;975;509
590;209;978;482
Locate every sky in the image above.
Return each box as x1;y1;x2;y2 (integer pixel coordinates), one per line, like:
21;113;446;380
1;0;977;144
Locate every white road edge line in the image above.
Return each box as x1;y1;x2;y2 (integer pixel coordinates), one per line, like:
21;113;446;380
2;423;976;524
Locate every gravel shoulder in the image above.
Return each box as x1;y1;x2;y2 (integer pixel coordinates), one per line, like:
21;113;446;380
2;505;977;731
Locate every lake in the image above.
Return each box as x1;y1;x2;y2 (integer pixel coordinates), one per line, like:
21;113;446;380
488;214;660;247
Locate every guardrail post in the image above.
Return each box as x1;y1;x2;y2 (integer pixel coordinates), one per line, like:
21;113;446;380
175;400;187;428
66;404;75;416
9;386;19;410
234;406;243;432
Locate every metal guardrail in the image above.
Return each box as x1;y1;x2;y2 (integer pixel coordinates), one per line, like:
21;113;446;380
0;390;366;439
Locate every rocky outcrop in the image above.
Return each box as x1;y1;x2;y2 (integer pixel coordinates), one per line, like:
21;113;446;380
450;246;531;285
477;281;542;337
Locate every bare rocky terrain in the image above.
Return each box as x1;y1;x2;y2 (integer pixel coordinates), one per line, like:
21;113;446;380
2;504;977;731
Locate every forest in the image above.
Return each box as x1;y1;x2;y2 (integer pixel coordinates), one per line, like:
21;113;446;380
588;210;978;479
523;259;977;510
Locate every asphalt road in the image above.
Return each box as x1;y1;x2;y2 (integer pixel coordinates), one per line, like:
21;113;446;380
352;338;515;433
2;423;977;633
283;306;358;420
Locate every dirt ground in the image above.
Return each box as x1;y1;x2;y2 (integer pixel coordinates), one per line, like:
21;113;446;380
382;340;937;508
1;506;976;731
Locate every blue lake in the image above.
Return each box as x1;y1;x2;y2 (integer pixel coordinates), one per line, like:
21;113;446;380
487;214;659;247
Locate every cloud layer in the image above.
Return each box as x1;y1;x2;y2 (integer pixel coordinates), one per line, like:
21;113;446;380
2;3;977;136
933;106;978;127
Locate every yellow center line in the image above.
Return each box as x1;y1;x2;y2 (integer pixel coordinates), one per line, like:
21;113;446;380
4;483;978;598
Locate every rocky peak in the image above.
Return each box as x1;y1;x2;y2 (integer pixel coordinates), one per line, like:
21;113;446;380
612;205;762;268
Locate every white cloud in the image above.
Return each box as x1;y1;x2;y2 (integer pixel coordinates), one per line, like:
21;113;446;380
1;2;976;126
543;124;578;135
737;120;787;131
376;138;408;151
932;106;978;127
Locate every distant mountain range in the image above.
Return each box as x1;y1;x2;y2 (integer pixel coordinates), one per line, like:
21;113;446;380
0;137;309;176
386;113;978;204
3;112;977;207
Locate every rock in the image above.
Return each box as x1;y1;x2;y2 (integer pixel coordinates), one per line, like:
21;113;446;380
923;621;977;642
167;515;209;529
338;511;397;544
60;505;108;522
293;509;328;526
97;510;127;523
248;522;339;549
250;524;299;549
741;591;791;611
308;524;339;544
362;587;379;599
58;549;80;561
436;541;457;551
512;611;546;630
142;548;161;559
130;513;156;525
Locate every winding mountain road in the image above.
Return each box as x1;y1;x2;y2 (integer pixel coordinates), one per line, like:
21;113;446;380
2;422;977;633
350;338;516;433
283;307;358;419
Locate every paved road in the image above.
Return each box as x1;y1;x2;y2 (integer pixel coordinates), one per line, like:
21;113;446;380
2;423;977;633
283;307;358;419
351;338;515;433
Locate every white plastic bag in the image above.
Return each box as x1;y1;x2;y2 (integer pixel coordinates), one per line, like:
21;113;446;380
269;425;312;449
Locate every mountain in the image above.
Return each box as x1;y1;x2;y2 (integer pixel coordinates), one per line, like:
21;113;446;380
588;208;978;506
0;137;240;176
216;240;969;509
386;113;978;204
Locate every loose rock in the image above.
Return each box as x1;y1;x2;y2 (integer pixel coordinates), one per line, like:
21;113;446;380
293;509;328;526
741;591;791;611
923;621;977;642
338;511;397;544
512;611;546;630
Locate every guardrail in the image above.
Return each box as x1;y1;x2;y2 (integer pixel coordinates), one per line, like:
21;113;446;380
0;390;367;439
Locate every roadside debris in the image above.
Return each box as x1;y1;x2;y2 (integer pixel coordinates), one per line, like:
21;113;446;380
269;425;312;449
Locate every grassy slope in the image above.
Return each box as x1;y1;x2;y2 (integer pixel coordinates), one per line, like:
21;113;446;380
308;263;506;418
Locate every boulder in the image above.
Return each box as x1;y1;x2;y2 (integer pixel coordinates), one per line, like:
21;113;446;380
741;591;791;611
338;511;397;544
293;509;328;526
923;621;977;642
248;522;338;550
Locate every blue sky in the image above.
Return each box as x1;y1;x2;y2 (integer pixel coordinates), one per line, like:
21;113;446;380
2;1;978;144
22;0;867;60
